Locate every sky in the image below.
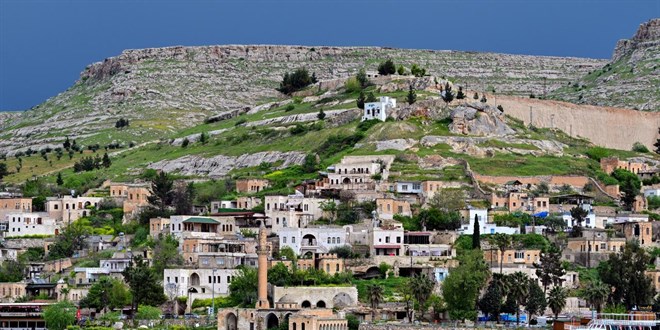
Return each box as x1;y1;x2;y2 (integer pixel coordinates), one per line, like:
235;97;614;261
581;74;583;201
0;0;658;111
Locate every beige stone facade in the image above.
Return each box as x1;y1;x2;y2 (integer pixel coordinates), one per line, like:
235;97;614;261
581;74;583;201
375;198;412;219
237;196;262;210
236;179;270;194
483;249;540;266
0;198;32;221
109;182;151;219
614;221;653;246
490;192;549;213
600;157;650;175
0;282;26;302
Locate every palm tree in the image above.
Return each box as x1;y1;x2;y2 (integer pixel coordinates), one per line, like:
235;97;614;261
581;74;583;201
582;281;610;313
508;272;530;325
410;273;435;321
490;273;510;323
488;233;512;273
367;284;384;321
548;286;568;320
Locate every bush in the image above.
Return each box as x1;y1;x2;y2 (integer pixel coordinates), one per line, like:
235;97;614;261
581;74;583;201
284;104;295;112
377;59;396;75
277;68;314;94
135;305;161;320
344;77;362;93
289;124;308;136
315;132;365;158
632;142;649;153
181;138;189;148
235;118;247;126
357;119;380;132
585;147;611;161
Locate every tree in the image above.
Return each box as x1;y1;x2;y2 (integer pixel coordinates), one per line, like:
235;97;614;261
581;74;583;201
356;90;366;109
199;132;208;144
172;182;194;215
406;85;417;105
47;220;90;260
56;172;64;186
456;86;466;99
356;68;369;88
441;82;454;104
151;234;184;276
428;188;465;212
570;206;588;237
443;250;490;322
478;282;503;322
148;171;174;214
366;92;377;103
367;284;384;319
43;301;76;330
397;65;405;75
319;200;338;222
410;273;435;320
311;72;318;84
377;59;396;75
508;272;530;325
181;138;189;148
122;255;166;313
525;279;547;325
547;286;568;320
0;162;7;181
480;94;488;103
598;242;654;309
410;64;426;77
533;245;566;293
278;68;314;94
63;136;71;150
582;280;610;313
612;169;641;211
80;276;130;313
399;284;415;322
488;233;512;273
472;214;480;249
228;266;258;306
317;109;326;120
473;92;479;100
0;259;25;282
102;152;111;168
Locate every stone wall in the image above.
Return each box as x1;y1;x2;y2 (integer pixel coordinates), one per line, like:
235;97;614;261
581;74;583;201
480;94;660;150
474;174;591;187
272;286;358;309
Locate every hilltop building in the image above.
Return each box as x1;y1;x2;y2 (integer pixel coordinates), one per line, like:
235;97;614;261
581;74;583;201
362;96;396;122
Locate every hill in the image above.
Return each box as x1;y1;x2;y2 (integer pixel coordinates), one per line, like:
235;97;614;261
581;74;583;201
549;18;660;111
0;45;605;156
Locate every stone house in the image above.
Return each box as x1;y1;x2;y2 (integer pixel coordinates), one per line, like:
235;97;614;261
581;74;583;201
237;196;262;210
270;253;346;276
613;213;653;246
0;282;27;302
369;223;404;256
483;248;541;266
73;267;110;286
45;195;103;223
376;198;412;220
168;215;236;240
163;268;239;303
236;179;270;194
0;197;32;222
211;200;237;213
490;191;550;214
600;157;649;175
563;229;626;267
265;191;333;232
326;155;394;190
460;209;519;235
108;182;151;220
3;212;59;237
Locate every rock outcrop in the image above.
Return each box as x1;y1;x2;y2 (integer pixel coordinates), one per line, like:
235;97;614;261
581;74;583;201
421;135;566;157
148;151;306;178
449;103;514;136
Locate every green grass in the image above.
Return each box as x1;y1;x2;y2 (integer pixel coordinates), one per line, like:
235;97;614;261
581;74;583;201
353;276;408;303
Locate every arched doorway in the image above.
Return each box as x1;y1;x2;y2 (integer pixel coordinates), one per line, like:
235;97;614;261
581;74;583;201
316;300;326;308
190;273;200;286
302;234;317;246
225;313;238;330
301;300;311;308
342;178;351;184
332;293;353;308
265;313;279;329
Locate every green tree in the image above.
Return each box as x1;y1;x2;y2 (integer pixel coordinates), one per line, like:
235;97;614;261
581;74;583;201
472;214;480;249
181;138;189;148
278;68;314;94
151;234;184;276
173;182;194;215
317;109;326;120
547;286;568;320
612;168;641;210
410;64;426;77
199;132;208;144
43;301;76;330
102;152;111;168
397;65;405;75
319;200;338;222
478;282;503;322
228;266;258;306
570;206;588;237
148;171;174;214
488;233;512;273
598;242;654;309
582;280;610;313
356;68;369;88
533;245;565;293
377;59;396;75
122;255;166;313
456;86;466;99
56;172;64;186
525;279;547;324
366;92;377;103
356;90;366;109
443;250;490;322
367;284;384;319
47;220;90;260
0;260;25;282
410;273;435;320
0;162;7;181
80;276;113;312
406;85;417;105
303;153;318;173
508;272;530;325
441;82;454;104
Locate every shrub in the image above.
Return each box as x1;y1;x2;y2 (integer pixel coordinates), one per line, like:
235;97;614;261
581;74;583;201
277;68;314;94
377;59;396;75
632;142;649;153
344;77;362;93
289;124;308;136
284;104;295;112
585;147;611;161
410;64;426;77
317;109;326;120
497;105;504;112
356;69;370;88
357;119;380;132
181;138;189;148
473;92;479;100
315;132;365;158
235;118;247;126
397;65;405;75
530;93;536;98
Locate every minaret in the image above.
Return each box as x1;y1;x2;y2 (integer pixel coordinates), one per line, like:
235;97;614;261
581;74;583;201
256;222;270;309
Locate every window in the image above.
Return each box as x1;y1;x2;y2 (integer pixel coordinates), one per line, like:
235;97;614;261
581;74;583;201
396;237;401;243
328;237;331;244
397;206;403;213
54;204;59;210
292;237;296;243
401;185;408;191
514;251;524;259
413;183;421;190
337;237;341;244
283;237;287;244
601;243;606;250
385;236;390;243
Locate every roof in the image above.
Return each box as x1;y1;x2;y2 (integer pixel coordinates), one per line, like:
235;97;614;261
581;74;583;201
505;180;523;185
182;217;220;224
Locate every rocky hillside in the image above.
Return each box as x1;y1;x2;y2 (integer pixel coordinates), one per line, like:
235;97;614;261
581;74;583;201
0;45;606;155
549;18;660;111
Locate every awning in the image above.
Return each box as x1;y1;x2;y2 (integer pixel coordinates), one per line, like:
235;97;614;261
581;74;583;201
533;211;549;218
374;245;401;249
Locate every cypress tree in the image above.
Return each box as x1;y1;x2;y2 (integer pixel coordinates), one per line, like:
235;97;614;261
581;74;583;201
472;214;481;249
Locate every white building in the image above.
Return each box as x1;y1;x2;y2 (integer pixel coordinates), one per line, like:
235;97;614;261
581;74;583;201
74;267;110;285
163;268;238;300
563;212;597;229
278;226;348;256
265;191;334;232
369;223;404;256
211;201;237;213
45;195;103;223
362;96;396;122
644;188;660;198
461;209;519;235
326;155;395;190
396;181;422;194
4;212;59;237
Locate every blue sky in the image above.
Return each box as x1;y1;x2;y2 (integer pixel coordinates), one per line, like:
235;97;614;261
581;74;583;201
0;0;658;111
